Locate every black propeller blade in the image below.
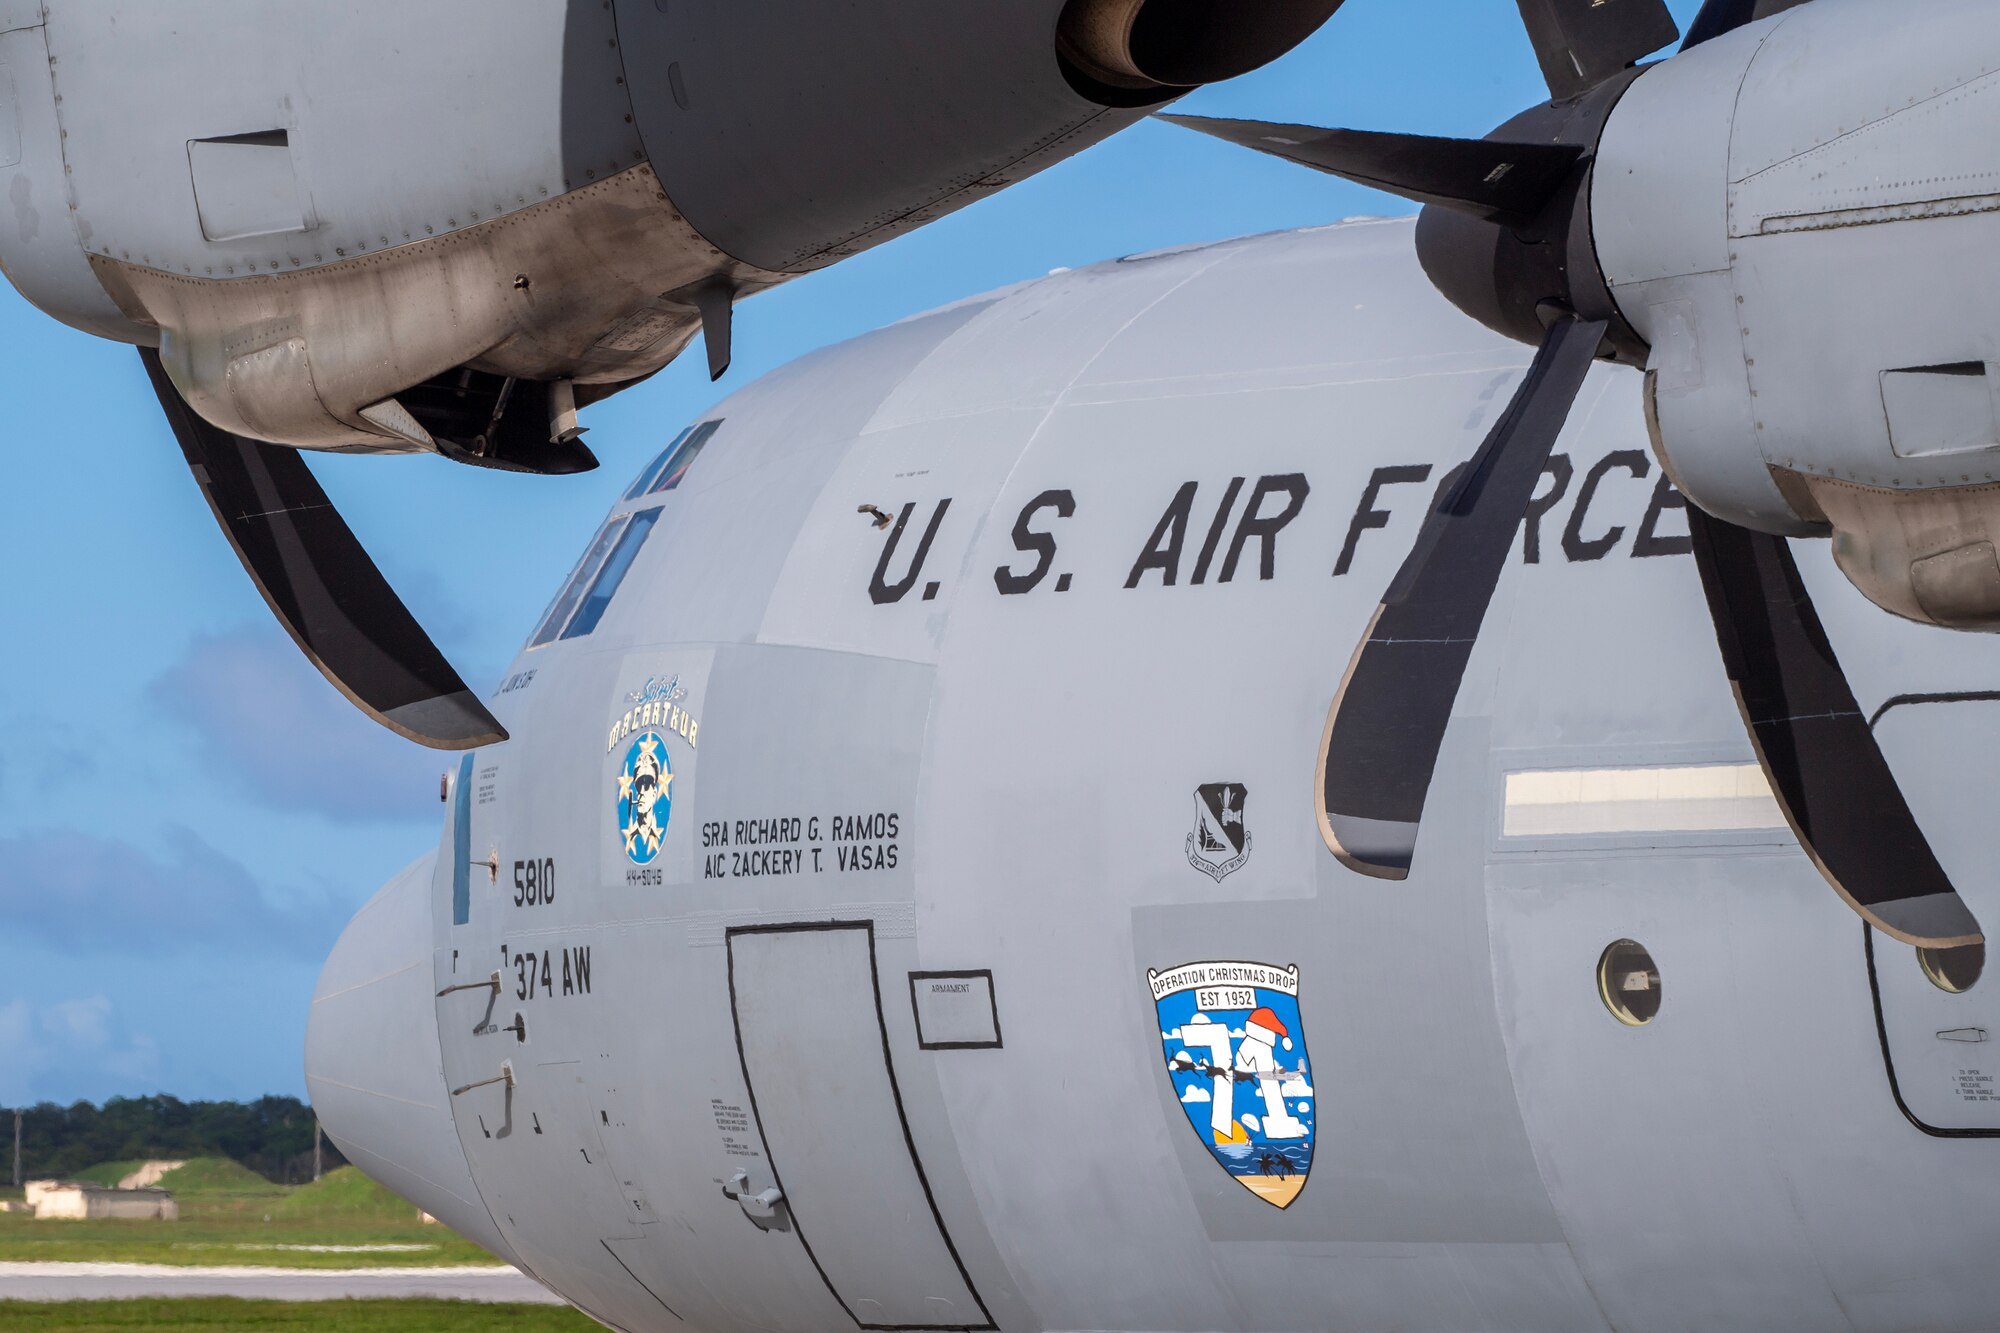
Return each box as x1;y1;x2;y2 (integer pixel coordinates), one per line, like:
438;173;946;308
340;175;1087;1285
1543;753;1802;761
1516;0;1679;100
143;348;507;751
1680;0;1758;48
1317;315;1607;877
1157;0;1979;948
1682;0;1811;51
1157;117;1582;228
1685;507;1983;948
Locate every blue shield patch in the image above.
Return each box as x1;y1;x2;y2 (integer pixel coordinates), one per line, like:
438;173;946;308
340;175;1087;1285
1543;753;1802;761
1150;960;1315;1209
616;731;673;864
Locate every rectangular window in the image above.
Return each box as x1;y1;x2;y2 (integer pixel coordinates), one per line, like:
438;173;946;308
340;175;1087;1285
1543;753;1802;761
647;420;721;493
561;507;663;640
528;517;630;648
621;418;722;500
451;753;475;926
623;426;694;500
1502;763;1782;838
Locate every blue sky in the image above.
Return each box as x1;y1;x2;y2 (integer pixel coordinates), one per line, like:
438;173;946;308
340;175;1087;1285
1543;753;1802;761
0;1;1708;1106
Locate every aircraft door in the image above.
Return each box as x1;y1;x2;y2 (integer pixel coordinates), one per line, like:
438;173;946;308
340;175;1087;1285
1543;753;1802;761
726;922;995;1331
1869;695;2000;1134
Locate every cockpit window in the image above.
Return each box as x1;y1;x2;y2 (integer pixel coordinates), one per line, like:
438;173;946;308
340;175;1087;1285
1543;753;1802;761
624;426;693;500
561;506;662;640
527;506;662;648
648;419;720;492
528;517;627;647
624;419;722;499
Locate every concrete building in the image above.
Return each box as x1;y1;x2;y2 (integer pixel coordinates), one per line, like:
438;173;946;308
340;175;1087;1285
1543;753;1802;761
28;1183;178;1221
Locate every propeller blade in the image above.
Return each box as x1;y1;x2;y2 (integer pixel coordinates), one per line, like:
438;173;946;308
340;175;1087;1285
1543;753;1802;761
1157;117;1582;228
143;348;507;751
1681;0;1810;49
1684;506;1983;948
1515;0;1679;100
1318;316;1607;877
1680;0;1758;48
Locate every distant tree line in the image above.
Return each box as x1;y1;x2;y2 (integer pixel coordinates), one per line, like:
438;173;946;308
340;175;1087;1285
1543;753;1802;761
6;1095;348;1185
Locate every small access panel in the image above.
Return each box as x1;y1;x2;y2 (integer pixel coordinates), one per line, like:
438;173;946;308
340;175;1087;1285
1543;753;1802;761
727;923;994;1331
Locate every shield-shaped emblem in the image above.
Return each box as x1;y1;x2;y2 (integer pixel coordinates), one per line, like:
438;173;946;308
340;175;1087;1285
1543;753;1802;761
1150;960;1314;1209
1186;782;1250;882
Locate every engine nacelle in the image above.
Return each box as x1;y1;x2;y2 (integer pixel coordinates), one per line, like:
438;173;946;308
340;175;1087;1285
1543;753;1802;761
0;0;1340;458
1592;0;2000;628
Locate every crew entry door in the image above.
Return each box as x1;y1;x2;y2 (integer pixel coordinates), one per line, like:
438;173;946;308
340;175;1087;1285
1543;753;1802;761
1868;694;2000;1133
726;922;994;1331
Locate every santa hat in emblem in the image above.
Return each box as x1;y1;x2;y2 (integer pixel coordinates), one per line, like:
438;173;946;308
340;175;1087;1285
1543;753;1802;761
1246;1007;1288;1039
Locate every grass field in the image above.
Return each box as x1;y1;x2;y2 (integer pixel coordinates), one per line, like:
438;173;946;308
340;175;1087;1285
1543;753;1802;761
0;1299;599;1331
0;1163;497;1268
65;1163;147;1189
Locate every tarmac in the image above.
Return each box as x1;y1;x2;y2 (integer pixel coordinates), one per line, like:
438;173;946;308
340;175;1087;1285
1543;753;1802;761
0;1260;564;1303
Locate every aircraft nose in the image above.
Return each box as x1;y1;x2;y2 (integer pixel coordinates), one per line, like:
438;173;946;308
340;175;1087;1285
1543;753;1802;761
305;853;515;1263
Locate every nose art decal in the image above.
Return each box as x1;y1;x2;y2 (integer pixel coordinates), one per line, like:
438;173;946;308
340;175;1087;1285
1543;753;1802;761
616;732;673;865
1150;960;1315;1209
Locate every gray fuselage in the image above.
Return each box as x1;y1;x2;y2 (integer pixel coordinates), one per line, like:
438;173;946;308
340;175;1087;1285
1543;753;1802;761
308;218;2000;1333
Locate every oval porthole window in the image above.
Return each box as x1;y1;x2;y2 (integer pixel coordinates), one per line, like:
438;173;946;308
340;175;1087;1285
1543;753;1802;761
1919;942;1984;994
1597;939;1661;1026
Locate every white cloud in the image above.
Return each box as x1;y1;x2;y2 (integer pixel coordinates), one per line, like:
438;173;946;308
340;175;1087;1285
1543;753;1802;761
1180;1084;1210;1104
0;827;342;956
41;996;112;1049
0;996;160;1104
1280;1076;1315;1097
0;1002;40;1104
150;627;447;823
100;1033;161;1084
0;1001;33;1061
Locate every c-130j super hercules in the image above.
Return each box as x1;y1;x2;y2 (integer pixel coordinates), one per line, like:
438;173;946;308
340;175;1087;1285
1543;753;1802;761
17;0;2000;1329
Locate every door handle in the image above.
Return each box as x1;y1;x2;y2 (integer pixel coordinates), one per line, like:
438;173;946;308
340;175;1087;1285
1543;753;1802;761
721;1169;788;1231
438;970;502;998
452;1061;515;1097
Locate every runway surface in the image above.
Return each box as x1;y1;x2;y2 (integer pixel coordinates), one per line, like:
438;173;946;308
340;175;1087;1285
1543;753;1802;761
0;1261;565;1303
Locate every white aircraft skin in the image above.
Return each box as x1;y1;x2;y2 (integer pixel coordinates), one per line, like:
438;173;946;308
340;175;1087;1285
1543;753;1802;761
307;218;2000;1333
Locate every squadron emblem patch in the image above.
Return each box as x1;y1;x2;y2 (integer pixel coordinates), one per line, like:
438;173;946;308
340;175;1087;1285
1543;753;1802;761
1186;782;1250;882
1150;960;1315;1209
605;673;701;874
616;733;673;864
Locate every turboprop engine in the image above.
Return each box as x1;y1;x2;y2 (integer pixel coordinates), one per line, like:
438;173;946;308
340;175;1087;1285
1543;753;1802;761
0;0;1339;749
1168;0;2000;952
1183;0;2000;632
1592;0;2000;631
0;0;1338;462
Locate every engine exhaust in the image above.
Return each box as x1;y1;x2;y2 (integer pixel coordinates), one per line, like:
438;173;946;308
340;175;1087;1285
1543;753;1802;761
1058;0;1343;94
